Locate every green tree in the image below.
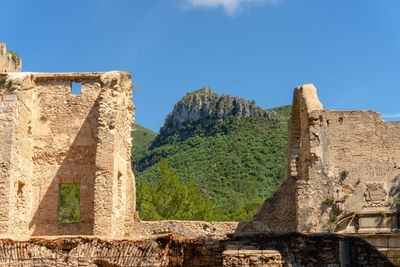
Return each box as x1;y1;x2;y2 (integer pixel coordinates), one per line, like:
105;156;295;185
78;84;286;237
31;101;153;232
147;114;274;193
137;159;212;221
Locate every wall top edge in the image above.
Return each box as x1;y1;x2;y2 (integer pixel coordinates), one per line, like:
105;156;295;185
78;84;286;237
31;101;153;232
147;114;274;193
0;71;130;81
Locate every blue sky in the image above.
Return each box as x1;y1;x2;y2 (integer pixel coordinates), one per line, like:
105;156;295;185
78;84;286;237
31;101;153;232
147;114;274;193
2;0;400;132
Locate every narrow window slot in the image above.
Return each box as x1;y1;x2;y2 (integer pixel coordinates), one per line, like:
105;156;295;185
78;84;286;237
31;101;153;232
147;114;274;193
71;82;82;95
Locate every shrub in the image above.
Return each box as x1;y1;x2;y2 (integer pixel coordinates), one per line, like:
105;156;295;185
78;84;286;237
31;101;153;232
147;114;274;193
324;195;334;205
329;214;338;223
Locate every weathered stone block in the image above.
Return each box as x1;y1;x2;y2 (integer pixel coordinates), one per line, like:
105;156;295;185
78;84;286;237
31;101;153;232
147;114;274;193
3;94;16;101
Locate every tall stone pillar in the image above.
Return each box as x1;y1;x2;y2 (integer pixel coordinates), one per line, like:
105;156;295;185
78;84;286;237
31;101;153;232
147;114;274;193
93;71;135;237
0;73;34;236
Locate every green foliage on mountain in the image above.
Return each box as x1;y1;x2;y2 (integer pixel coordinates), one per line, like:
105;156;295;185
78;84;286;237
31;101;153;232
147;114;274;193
133;87;291;222
131;124;158;165
135;112;289;221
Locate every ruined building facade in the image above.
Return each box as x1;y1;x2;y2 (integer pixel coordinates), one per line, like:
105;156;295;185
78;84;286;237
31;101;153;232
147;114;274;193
246;84;400;235
0;43;136;238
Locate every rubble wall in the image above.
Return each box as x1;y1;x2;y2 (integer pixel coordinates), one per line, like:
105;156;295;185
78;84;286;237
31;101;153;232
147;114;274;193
131;220;239;239
0;233;392;267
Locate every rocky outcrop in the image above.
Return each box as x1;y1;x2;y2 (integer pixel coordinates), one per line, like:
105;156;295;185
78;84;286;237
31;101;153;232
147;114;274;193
160;87;274;136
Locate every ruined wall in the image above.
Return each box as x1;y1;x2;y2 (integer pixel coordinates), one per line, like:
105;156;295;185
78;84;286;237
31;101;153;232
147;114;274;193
0;72;135;238
221;232;394;267
0;43;21;72
131;220;239;240
246;84;400;234
305;108;400;233
242;84;324;232
0;233;392;267
30;75;102;236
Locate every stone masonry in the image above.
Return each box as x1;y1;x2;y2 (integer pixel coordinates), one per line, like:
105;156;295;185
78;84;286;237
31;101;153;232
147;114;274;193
0;43;21;72
0;43;136;238
244;84;400;236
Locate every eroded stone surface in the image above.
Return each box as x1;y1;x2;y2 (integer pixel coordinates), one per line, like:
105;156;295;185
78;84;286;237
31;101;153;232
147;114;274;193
243;84;400;236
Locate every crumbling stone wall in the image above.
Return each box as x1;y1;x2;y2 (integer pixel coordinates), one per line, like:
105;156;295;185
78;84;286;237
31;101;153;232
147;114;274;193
221;232;394;267
0;232;392;267
0;71;135;238
245;84;400;235
130;220;239;240
0;43;21;72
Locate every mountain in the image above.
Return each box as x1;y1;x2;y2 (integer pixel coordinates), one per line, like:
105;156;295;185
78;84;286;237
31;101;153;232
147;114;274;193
133;88;291;221
158;87;273;136
131;124;158;165
151;87;276;148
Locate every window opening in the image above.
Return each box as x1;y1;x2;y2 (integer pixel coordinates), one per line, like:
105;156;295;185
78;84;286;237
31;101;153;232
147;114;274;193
59;184;80;223
71;82;82;95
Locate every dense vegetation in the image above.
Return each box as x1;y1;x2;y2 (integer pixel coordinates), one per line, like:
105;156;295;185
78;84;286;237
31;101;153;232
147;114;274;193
134;105;291;221
136;158;213;220
131;124;158;165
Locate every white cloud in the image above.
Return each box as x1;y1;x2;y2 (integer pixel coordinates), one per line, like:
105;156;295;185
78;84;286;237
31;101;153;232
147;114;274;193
183;0;281;16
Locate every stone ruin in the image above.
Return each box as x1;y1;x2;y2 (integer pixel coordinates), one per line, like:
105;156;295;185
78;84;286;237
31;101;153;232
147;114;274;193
0;43;396;266
0;43;136;238
246;84;400;235
243;84;400;263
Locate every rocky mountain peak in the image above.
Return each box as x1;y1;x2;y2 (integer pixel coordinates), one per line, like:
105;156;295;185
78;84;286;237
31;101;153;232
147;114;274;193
160;87;275;135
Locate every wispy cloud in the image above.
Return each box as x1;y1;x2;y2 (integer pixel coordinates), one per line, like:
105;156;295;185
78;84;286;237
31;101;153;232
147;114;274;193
183;0;281;16
382;113;400;120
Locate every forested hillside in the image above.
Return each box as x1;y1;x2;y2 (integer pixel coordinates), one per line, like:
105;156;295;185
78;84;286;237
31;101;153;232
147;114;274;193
133;88;291;222
131;124;158;165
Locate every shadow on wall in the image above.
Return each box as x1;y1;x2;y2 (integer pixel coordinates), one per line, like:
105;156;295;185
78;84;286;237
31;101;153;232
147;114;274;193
29;94;100;236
